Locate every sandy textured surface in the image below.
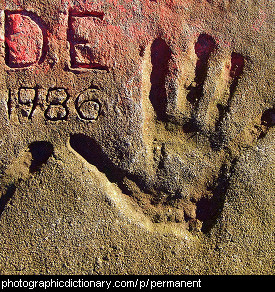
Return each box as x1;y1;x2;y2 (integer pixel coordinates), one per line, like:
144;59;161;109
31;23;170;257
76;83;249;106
0;0;274;275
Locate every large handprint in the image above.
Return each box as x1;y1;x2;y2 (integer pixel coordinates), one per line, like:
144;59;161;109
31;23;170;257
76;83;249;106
69;30;273;234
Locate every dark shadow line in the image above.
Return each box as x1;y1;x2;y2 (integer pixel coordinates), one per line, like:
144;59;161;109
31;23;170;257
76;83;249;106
0;183;16;218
